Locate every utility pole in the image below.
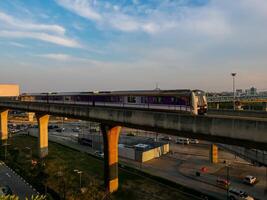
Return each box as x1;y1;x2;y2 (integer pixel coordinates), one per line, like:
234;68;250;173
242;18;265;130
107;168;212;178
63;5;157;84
231;73;237;110
74;169;83;190
226;164;230;200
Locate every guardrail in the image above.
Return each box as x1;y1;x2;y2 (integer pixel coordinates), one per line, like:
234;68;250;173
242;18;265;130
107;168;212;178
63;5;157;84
207;95;267;103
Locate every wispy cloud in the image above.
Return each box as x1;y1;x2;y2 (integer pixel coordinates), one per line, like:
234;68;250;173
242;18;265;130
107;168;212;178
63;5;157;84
9;42;27;48
54;0;231;36
56;0;102;21
0;31;80;48
0;12;65;35
38;53;96;63
38;53;72;61
0;12;81;48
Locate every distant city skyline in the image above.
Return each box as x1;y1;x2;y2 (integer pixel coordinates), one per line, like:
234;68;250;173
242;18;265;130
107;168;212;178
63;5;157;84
1;0;267;93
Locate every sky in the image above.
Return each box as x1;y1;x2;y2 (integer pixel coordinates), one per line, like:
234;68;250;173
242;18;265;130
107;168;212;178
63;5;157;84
0;0;267;93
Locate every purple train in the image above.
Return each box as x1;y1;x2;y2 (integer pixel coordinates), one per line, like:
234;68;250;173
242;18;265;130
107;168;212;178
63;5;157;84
20;89;207;115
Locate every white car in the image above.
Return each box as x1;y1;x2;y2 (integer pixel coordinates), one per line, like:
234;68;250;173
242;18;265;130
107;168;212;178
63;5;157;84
228;188;254;200
243;175;257;185
94;151;104;158
189;139;199;144
160;136;172;141
176;137;189;144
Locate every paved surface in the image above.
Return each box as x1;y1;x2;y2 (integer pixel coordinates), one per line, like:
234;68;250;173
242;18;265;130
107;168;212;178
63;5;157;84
25;124;267;200
0;161;38;198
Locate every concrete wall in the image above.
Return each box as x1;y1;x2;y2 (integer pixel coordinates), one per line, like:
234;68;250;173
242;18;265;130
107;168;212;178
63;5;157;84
135;144;169;162
0;101;267;150
0;84;19;97
208;109;267;118
118;146;135;160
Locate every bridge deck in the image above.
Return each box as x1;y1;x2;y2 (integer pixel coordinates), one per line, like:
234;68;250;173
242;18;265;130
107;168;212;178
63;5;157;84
0;100;267;151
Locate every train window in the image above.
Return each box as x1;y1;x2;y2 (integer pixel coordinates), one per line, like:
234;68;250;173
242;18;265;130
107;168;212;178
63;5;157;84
127;96;136;103
141;96;148;103
65;96;71;101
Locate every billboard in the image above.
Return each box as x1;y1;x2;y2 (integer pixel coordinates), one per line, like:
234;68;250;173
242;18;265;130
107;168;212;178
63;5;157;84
0;84;20;96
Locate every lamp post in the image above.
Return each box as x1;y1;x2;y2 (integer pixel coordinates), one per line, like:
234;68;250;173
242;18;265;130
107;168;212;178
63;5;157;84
74;169;83;190
25;146;32;161
231;73;237;110
2;143;10;161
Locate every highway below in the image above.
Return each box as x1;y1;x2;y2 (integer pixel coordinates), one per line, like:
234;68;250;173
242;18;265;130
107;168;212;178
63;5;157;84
0;161;38;198
22;122;267;200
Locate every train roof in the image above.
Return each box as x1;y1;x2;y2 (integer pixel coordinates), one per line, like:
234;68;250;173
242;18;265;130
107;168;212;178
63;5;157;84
21;89;204;96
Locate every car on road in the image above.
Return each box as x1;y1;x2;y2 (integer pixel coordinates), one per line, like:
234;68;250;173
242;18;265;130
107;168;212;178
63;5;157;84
72;127;81;132
189;139;199;144
94;151;104;158
216;177;230;188
126;132;136;136
56;128;65;132
228;188;254;200
176;137;189;144
0;185;13;196
243;175;257;185
160;136;172;141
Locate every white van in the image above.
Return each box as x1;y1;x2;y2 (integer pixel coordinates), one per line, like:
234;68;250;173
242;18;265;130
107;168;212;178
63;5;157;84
176;137;190;144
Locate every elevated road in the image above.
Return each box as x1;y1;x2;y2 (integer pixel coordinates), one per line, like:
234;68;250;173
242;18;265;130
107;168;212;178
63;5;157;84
207;95;267;103
0;100;267;151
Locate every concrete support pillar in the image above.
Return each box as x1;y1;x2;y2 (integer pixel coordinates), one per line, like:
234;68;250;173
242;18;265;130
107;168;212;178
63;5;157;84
262;102;267;112
101;125;122;193
210;144;218;164
0;109;8;144
216;103;220;110
36;113;49;158
28;112;35;122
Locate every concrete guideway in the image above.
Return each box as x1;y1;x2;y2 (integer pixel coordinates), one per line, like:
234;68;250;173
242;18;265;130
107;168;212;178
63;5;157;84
0;101;267;150
208;109;267;119
1;100;267;194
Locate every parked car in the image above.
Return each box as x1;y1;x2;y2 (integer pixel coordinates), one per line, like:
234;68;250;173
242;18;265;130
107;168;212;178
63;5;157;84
228;188;254;200
176;137;189;144
189;139;199;144
0;185;13;196
243;175;257;185
216;177;230;188
72;127;81;132
126;132;136;136
94;151;104;158
56;128;65;133
160;136;172;141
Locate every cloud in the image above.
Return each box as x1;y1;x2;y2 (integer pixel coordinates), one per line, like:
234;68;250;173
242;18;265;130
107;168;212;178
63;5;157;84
0;12;80;48
38;53;98;64
9;42;27;48
0;12;65;35
54;0;232;36
38;53;72;61
0;31;80;48
56;0;102;21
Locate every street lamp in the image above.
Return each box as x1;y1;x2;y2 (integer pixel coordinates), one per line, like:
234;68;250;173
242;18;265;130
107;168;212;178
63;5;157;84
226;164;231;200
231;73;237;110
25;146;32;161
1;143;10;161
74;169;83;190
